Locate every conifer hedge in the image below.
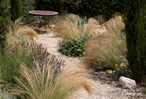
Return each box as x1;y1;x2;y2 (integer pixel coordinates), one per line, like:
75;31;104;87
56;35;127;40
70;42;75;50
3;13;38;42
125;0;146;81
10;0;25;21
0;0;10;49
35;0;125;20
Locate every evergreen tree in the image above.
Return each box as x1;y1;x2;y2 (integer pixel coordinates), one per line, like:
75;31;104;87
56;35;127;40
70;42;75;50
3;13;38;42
125;0;146;81
0;0;10;49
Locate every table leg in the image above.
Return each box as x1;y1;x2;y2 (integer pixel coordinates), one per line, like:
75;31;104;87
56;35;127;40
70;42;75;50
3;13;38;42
43;16;54;31
37;16;43;30
29;15;57;32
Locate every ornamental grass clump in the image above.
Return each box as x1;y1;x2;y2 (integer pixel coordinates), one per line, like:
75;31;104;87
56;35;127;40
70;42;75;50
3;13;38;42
57;66;92;95
103;15;125;35
53;14;100;40
0;18;39;84
6;18;38;47
84;33;127;70
12;65;92;99
53;14;85;39
0;41;66;99
84;15;127;70
0;41;64;83
0;43;34;83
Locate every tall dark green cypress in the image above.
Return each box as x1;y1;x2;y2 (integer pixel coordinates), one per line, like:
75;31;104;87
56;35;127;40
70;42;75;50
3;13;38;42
125;0;146;81
10;0;25;21
0;0;10;49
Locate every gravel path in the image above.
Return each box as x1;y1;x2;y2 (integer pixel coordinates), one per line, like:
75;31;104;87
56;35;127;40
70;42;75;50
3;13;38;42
36;32;145;99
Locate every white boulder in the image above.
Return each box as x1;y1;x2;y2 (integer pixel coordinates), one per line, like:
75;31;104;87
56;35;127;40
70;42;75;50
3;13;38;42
119;76;137;90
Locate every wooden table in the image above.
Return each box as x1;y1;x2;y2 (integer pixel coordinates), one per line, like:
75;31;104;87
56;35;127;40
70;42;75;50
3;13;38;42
29;10;58;31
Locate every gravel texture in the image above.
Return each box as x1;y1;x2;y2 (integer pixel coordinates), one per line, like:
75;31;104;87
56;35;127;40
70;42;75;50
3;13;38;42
36;32;146;99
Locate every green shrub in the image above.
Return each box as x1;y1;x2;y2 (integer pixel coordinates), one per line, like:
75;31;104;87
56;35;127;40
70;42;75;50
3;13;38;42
35;0;125;20
22;0;35;24
78;0;125;19
0;0;10;49
0;42;34;83
109;64;131;80
58;35;91;57
10;0;25;21
125;0;146;81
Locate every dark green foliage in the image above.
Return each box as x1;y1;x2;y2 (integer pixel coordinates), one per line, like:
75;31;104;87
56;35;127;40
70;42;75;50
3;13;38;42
23;0;35;12
0;0;10;49
10;0;25;21
111;66;131;80
78;0;125;19
35;0;60;11
58;35;90;57
35;0;125;20
125;0;146;81
0;43;34;83
21;0;35;24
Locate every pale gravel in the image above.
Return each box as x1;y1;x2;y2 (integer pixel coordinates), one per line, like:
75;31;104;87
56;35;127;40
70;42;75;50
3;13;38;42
36;32;146;99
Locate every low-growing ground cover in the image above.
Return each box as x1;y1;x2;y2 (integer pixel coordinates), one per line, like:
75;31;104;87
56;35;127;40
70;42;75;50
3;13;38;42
58;35;91;57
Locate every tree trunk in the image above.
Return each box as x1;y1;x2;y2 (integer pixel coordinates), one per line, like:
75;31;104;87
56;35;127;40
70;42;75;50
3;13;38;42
125;0;146;81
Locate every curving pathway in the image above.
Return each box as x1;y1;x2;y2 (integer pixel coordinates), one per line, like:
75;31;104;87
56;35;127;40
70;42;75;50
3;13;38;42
36;32;145;99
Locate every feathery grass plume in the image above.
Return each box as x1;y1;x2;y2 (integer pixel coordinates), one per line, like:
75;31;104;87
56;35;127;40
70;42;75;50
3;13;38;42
13;65;92;99
83;18;105;37
6;18;23;46
50;14;79;26
84;33;127;69
88;18;100;25
0;43;34;83
17;27;38;40
102;15;125;35
7;17;23;35
0;41;65;97
6;18;38;47
53;14;83;39
13;64;68;99
0;42;39;83
67;14;80;23
53;14;101;40
0;40;61;83
57;66;92;95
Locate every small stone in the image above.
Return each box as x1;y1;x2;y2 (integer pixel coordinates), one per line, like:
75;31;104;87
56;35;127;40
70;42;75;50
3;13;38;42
119;76;136;90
